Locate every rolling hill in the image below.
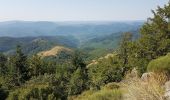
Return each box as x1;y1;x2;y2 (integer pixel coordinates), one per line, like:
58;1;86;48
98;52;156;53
80;30;139;60
0;36;79;55
38;46;72;57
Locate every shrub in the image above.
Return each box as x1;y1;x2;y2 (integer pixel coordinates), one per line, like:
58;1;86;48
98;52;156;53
0;84;8;100
147;53;170;74
71;88;122;100
7;84;55;100
88;55;123;88
104;82;120;90
86;89;122;100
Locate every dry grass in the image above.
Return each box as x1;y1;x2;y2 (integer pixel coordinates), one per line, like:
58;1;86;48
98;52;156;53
70;83;123;100
38;46;72;57
70;89;122;100
122;72;168;100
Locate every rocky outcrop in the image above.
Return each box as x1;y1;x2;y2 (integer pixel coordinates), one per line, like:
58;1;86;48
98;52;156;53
141;72;154;82
164;81;170;100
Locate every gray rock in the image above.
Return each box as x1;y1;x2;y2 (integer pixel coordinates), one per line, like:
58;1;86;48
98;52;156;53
141;72;154;82
164;81;170;100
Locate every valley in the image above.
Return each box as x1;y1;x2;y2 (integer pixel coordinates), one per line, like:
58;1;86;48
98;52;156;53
0;21;142;60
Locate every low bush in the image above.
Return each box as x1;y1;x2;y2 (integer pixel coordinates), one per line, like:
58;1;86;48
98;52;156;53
7;84;55;100
147;53;170;74
70;83;123;100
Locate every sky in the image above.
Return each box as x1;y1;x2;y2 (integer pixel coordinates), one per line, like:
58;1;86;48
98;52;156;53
0;0;169;21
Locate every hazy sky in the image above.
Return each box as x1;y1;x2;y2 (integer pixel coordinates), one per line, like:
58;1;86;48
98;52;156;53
0;0;169;21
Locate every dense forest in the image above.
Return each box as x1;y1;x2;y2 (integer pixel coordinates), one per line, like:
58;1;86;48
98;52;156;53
0;2;170;100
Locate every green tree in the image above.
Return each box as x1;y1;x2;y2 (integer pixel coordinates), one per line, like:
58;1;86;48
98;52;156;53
71;50;86;69
68;51;88;95
125;2;170;74
0;53;8;76
68;67;87;95
139;2;170;58
88;55;123;89
55;64;74;99
9;45;30;85
28;55;44;77
0;84;8;100
118;32;133;75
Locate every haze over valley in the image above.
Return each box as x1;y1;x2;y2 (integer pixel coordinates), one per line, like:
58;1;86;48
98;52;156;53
0;21;143;59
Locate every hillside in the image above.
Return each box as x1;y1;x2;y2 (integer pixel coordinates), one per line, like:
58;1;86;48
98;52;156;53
0;36;78;55
81;30;139;60
38;46;72;57
0;21;143;42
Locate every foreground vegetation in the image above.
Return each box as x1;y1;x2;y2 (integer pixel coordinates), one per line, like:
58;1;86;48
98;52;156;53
0;1;170;100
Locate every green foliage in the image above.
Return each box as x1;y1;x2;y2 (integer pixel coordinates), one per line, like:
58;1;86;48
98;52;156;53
86;89;122;100
71;50;87;69
28;55;57;76
81;31;139;60
119;2;170;75
7;84;54;100
72;84;122;100
0;36;79;55
148;53;170;74
68;51;89;96
68;68;88;95
55;64;74;99
0;84;8;100
8;46;30;86
0;53;8;76
28;55;44;77
118;32;133;75
88;54;123;88
45;50;73;64
138;3;170;66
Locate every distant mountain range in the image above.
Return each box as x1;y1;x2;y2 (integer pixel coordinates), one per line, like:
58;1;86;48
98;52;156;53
0;21;144;41
0;21;144;58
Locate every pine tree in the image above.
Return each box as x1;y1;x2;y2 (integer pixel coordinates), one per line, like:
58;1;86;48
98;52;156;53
9;45;30;85
0;53;8;76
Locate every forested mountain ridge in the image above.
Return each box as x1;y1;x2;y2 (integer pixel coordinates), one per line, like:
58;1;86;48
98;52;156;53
0;36;79;55
80;30;139;59
0;21;143;42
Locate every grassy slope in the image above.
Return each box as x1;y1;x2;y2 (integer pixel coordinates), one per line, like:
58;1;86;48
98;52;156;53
80;30;139;60
38;46;72;57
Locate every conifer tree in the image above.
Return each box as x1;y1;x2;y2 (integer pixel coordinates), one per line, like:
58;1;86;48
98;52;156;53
0;53;8;76
10;45;30;85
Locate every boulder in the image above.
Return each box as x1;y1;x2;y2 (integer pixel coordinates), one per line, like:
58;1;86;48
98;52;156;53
164;81;170;100
141;72;154;82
